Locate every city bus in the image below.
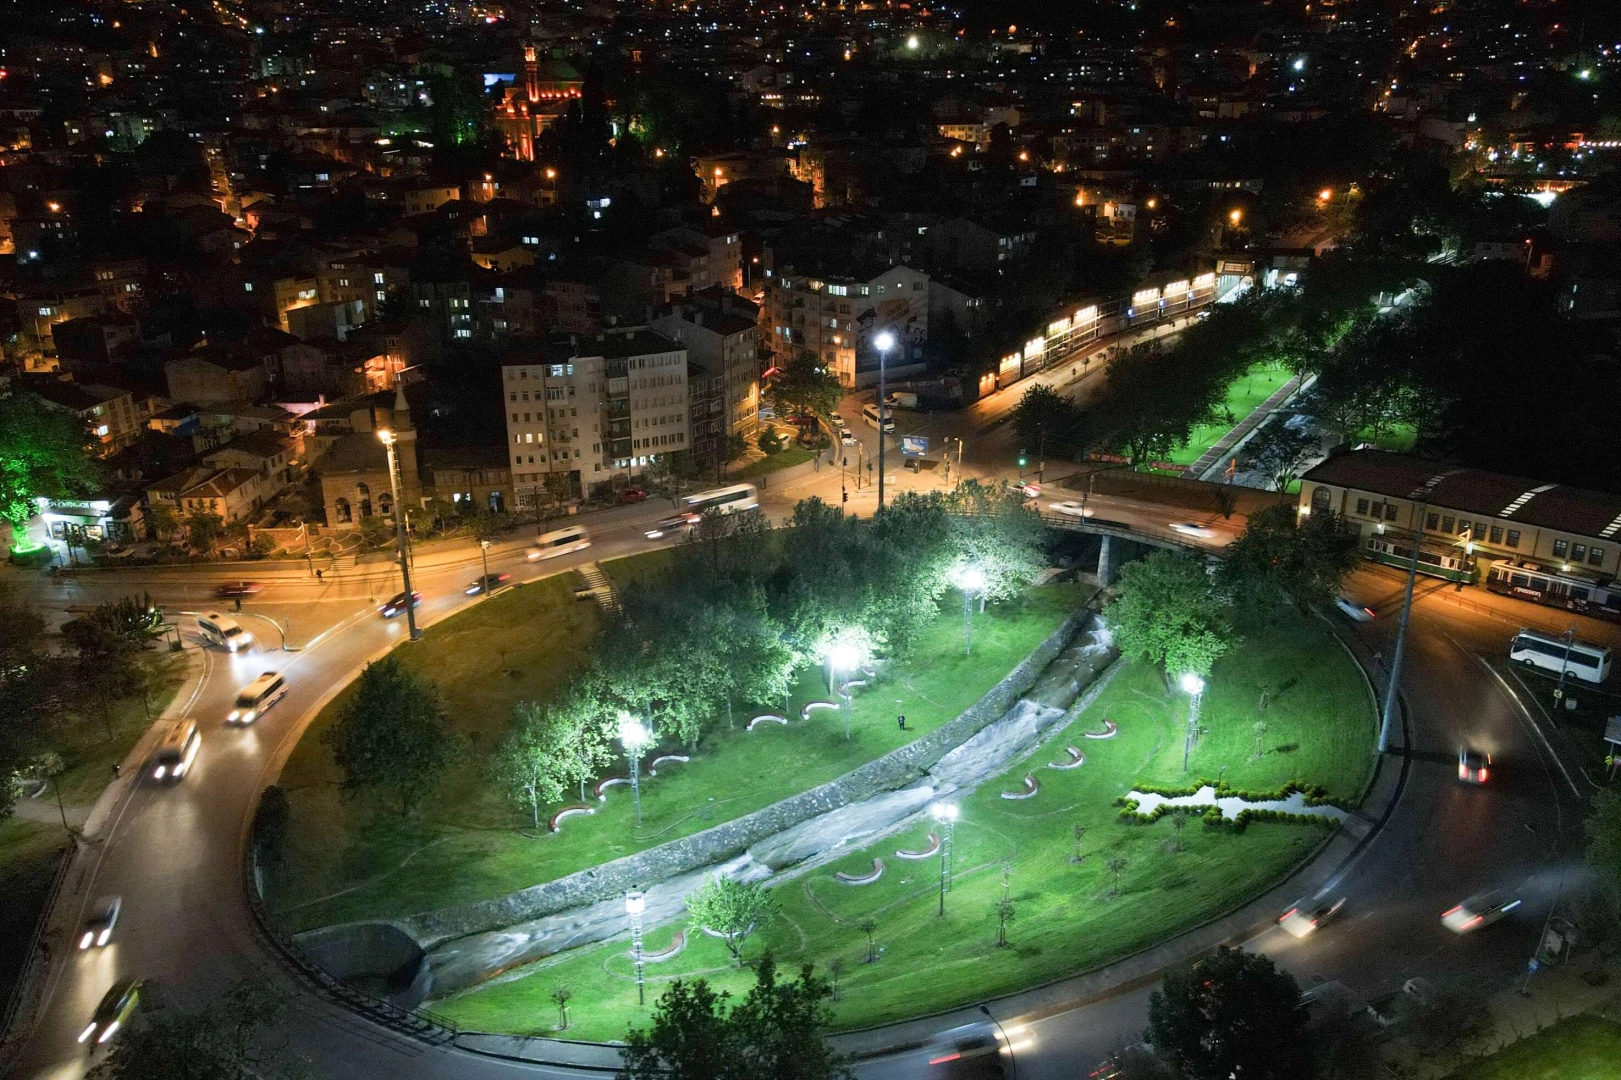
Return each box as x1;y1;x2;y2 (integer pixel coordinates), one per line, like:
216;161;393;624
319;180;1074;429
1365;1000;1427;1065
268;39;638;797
1362;535;1475;584
1508;629;1612;685
1485;562;1621;624
682;484;760;517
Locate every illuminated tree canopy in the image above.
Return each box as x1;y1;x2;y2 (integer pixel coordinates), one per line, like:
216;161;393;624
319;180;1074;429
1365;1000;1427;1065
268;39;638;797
0;393;101;548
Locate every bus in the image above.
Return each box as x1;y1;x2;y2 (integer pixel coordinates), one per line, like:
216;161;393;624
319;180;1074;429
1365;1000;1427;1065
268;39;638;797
862;403;895;433
1362;535;1475;584
1508;629;1612;684
150;719;200;782
682;484;760;517
1486;561;1621;624
527;525;591;561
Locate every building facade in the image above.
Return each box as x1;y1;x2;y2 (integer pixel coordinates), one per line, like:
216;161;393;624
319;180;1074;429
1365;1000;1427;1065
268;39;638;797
762;262;928;388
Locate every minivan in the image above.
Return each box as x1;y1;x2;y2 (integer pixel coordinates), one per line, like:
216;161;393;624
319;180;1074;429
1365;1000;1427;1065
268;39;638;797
527;525;591;561
197;612;252;652
150;719;199;782
228;672;287;725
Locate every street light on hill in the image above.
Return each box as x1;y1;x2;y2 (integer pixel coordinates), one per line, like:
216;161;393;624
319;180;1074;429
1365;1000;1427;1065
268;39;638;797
618;712;650;826
874;330;895;512
376;428;419;642
1180;673;1205;772
931;802;959;915
625;890;647;1005
825;635;868;741
951;563;987;657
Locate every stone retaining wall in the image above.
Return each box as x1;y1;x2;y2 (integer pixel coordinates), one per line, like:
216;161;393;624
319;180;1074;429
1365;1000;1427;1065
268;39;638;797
398;608;1089;949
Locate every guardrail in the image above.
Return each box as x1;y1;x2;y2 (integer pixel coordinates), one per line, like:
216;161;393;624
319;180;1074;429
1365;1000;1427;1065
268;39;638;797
1034;511;1198;552
0;839;76;1049
242;844;460;1045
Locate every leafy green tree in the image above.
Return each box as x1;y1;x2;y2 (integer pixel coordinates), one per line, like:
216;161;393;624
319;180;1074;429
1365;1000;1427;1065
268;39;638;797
0;392;102;549
358;514;392;549
945;484;1048;604
1146;946;1311;1080
494;701;612;826
1011;383;1081;453
757;428;785;455
620;957;850;1080
323;657;456;815
183;510;224;552
685;874;778;968
87;979;303;1080
143;503;178;542
1108;551;1235;680
772;352;844;419
1219;504;1360;614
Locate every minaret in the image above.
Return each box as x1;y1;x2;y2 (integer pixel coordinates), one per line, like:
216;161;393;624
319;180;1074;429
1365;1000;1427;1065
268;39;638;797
524;43;540;104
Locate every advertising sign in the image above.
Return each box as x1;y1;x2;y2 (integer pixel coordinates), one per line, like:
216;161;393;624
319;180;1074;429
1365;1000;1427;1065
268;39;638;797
901;435;928;458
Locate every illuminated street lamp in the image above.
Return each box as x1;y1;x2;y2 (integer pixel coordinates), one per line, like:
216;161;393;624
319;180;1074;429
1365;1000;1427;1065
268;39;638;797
951;563;987;657
625;890;647;1005
1228;208;1244;227
619;712;651;826
825;635;868;741
376;429;420;641
874;330;895;512
931;802;959;915
1180;673;1205;772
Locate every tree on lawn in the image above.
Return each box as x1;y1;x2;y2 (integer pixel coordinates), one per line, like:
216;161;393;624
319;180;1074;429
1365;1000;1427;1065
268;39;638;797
494;700;613;826
87;978;302;1080
324;657;456;815
1011;383;1081;451
772;351;844;419
1241;419;1319;493
1146;946;1311;1080
1107;551;1235;681
1219;503;1360;615
183;510;225;552
620;956;851;1080
0;392;102;551
685;874;778;968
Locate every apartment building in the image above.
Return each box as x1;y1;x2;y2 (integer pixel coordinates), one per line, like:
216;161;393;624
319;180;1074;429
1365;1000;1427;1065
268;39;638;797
652;286;762;446
502;328;689;503
762;261;928;388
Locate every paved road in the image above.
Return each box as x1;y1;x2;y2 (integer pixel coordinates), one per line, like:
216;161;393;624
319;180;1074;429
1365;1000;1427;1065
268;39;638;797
4;482;1609;1079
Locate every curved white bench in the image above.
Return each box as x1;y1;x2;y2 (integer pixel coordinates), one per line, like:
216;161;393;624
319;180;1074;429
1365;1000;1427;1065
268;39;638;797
594;776;631;801
839;679;868;694
1001;773;1040;800
1083;718;1119;740
638;930;687;963
895;832;941;860
747;714;789;732
834;858;884;885
548;805;595;832
1048;746;1085;770
649;754;690;775
801;701;839;720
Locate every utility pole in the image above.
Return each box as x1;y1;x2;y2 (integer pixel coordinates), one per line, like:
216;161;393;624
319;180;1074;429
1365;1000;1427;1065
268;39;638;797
377;429;420;642
875;331;894;512
1379;491;1429;754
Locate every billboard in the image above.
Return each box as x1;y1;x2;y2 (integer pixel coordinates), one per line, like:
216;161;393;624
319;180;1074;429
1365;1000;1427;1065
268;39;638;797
901;435;928;458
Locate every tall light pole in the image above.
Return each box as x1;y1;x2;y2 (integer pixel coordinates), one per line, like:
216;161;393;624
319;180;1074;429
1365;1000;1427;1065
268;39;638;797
625;890;647;1006
479;538;493;595
826;638;866;740
376;429;420;641
1180;673;1205;773
1379;489;1430;753
951;564;986;657
618;712;650;827
874;330;895;512
931;801;958;915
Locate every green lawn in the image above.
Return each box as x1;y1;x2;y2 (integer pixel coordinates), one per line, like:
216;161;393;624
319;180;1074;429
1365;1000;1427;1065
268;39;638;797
729;446;816;480
1162;362;1295;469
0;818;69;1011
267;568;1084;932
1442;1014;1621;1080
434;610;1374;1037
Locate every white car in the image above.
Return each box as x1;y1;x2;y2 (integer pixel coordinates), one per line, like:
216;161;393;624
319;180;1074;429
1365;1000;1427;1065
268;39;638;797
1169;522;1215;538
841;431;857;446
1442;892;1520;934
1334;596;1376;622
1015;481;1042;499
1048;501;1092;518
1278;897;1345;939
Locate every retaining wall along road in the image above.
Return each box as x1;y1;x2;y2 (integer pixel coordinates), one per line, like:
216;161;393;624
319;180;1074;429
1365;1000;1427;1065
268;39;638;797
396;609;1090;950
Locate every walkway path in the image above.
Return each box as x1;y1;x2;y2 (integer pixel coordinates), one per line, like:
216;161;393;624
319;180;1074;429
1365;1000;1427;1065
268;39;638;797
1182;372;1306;480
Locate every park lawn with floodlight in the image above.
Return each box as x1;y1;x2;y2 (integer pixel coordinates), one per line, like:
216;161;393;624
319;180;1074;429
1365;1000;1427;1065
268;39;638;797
267;567;1083;932
1162;361;1295;469
434;608;1374;1038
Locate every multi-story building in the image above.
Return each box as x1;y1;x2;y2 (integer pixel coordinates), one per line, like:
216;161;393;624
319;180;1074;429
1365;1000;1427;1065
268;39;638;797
502;328;689;503
762;261;929;388
491;45;584;162
652;286;761;448
24;375;141;455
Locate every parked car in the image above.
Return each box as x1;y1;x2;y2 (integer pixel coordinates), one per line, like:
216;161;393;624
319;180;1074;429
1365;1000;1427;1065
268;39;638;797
79;977;143;1047
465;573;511;596
79;896;122;950
1278;897;1345;939
618;487;648;504
379;591;422;618
1442;892;1521;934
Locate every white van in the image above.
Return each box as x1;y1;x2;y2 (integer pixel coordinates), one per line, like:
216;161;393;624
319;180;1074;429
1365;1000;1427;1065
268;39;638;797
150;719;199;782
228;672;287;725
197;612;252;652
527;525;591;561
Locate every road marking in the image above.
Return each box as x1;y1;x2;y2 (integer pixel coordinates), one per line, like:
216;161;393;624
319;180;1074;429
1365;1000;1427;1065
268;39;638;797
1464;646;1582;801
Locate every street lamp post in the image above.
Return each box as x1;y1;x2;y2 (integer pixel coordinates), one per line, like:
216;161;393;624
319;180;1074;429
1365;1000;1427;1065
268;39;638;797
625;890;647;1006
479;538;492;595
1180;673;1205;773
827;639;865;740
931;802;959;915
1379;490;1431;753
618;712;650;827
376;429;420;641
874;331;895;512
951;564;987;657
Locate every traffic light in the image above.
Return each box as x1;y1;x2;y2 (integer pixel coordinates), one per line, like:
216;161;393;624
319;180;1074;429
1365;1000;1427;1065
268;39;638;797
1018;449;1028;468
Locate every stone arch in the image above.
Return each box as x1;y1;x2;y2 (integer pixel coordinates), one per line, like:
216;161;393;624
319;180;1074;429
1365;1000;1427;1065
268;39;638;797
334;497;352;524
357;482;373;518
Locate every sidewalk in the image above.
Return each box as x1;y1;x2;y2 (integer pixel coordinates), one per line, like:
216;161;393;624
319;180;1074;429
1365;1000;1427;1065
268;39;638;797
1183;372;1308;480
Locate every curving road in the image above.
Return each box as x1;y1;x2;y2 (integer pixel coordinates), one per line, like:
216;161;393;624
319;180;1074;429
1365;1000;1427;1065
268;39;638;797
3;457;1611;1079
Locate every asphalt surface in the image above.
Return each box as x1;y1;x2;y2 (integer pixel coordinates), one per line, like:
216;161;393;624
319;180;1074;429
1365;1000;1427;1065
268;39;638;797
4;384;1614;1079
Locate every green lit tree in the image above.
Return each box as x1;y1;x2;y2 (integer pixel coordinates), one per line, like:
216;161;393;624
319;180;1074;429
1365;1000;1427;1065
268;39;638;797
323;657;456;815
1219;503;1360;615
0;392;101;551
1107;551;1235;681
685;874;778;968
773;351;844;419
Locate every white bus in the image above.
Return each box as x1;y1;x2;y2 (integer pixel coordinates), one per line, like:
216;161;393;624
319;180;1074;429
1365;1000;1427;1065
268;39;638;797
527;525;591;561
228;672;287;725
862;403;895;433
682;484;760;517
1508;629;1612;684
